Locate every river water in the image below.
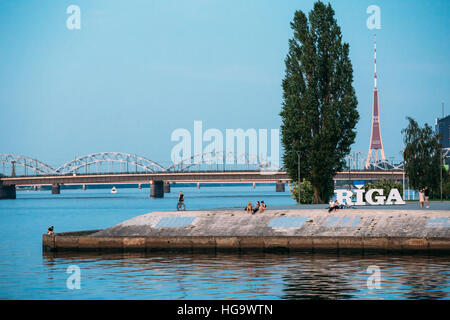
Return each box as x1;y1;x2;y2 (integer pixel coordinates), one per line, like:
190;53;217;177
0;185;448;299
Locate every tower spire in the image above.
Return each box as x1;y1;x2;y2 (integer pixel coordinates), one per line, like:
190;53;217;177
374;33;377;89
366;33;386;169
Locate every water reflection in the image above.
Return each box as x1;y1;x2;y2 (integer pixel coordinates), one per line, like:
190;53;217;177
400;257;449;299
42;252;450;300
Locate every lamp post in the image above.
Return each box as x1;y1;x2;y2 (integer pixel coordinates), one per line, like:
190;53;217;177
441;148;443;202
296;151;301;205
402;143;406;201
348;155;351;192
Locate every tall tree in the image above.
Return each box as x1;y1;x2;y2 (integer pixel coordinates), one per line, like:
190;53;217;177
402;117;443;195
280;1;359;203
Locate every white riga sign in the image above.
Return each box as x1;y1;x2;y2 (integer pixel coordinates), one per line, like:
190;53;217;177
335;188;405;206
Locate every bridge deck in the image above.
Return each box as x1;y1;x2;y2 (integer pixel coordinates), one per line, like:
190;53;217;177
0;170;405;186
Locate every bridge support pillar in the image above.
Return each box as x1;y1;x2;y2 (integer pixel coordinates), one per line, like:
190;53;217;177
0;183;16;199
275;181;285;192
164;182;171;193
150;180;164;198
51;184;60;195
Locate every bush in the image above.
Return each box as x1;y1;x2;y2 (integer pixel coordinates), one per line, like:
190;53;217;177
289;179;314;204
442;181;450;200
364;179;403;198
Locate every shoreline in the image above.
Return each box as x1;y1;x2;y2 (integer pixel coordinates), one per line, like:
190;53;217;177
43;209;450;253
212;202;450;211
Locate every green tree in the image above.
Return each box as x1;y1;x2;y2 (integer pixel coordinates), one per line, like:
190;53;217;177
289;179;314;204
280;1;359;203
402;117;443;197
364;178;403;199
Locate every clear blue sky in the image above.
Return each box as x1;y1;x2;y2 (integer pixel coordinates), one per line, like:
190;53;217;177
1;0;449;168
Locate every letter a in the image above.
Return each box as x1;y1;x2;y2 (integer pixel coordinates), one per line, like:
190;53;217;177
66;5;81;30
171;129;191;165
385;189;405;205
366;5;381;30
66;265;81;289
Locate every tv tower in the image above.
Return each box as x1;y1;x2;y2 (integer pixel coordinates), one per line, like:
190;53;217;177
365;33;386;168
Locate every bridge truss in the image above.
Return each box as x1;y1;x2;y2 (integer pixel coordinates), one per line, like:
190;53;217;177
54;152;167;175
0;154;57;176
166;151;274;172
1;149;448;177
346;151;405;171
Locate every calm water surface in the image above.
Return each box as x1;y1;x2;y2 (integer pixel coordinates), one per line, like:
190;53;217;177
0;185;449;299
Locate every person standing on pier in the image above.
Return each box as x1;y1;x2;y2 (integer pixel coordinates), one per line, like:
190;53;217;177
419;189;425;208
424;186;430;208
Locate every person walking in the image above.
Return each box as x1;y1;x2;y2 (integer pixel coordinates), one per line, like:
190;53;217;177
424;186;430;208
419;189;425;208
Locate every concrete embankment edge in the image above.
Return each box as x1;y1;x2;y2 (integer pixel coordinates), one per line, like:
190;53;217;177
43;231;450;253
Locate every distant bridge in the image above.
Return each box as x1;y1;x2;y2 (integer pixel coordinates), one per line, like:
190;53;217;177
0;150;424;177
0;170;405;186
0;151;279;176
0;151;415;199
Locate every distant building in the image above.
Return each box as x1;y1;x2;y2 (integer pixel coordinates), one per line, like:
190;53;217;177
435;115;450;149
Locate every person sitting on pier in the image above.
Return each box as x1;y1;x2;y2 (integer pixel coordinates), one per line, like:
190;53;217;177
328;200;340;212
328;200;334;212
245;201;252;213
252;201;260;214
333;200;340;211
260;201;267;212
47;226;54;235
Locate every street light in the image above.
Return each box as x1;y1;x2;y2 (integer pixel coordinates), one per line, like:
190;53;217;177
402;143;406;201
348;155;351;192
296;151;301;204
441;148;443;202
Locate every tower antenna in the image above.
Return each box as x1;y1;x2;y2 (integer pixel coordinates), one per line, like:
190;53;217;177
366;33;386;169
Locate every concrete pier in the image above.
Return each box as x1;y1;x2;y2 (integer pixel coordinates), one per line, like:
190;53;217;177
51;184;60;194
164;182;171;193
0;182;16;199
276;181;285;192
43;209;450;253
150;180;164;198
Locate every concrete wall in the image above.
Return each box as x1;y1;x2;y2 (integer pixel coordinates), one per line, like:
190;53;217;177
43;209;450;253
0;182;16;199
43;234;450;253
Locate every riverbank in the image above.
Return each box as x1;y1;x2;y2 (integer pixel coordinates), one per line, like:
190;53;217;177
43;209;450;253
214;201;450;211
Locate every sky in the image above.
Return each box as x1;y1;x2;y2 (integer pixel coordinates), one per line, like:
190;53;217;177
0;0;449;169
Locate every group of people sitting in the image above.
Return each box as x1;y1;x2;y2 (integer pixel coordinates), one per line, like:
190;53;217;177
327;200;341;212
245;201;267;214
